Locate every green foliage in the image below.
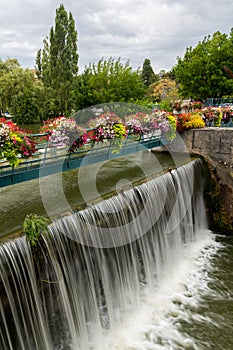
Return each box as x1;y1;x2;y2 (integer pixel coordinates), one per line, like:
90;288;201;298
134;99;154;110
35;4;79;117
23;213;50;247
0;62;39;122
74;57;146;109
173;30;233;100
14;90;40;124
0;58;20;75
159;98;173;112
141;58;157;87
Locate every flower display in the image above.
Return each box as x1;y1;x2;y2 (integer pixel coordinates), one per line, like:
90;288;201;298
202;107;222;126
173;101;182;112
150;111;170;133
166;114;177;140
176;113;205;132
40;116;88;152
40;116;67;134
87;113;127;142
0;118;36;166
87;112;127;153
191;101;203;110
1;104;214;168
125;117;144;137
20;135;36;159
221;106;233;124
126;111;171;136
87;112;124;129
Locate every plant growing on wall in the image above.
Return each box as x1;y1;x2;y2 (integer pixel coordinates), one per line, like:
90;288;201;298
23;213;50;247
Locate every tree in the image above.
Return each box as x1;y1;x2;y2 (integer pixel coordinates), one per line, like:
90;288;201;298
74;57;146;108
14;88;39;124
147;77;179;103
141;58;157;87
0;58;20;75
0;60;40;124
35;4;79;117
173;30;233;100
0;59;20;115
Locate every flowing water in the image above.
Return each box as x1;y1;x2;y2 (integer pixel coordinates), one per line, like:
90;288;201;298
0;157;233;350
0;151;191;239
97;233;233;350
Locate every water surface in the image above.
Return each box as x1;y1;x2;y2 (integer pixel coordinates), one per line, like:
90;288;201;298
95;233;233;350
0;151;191;239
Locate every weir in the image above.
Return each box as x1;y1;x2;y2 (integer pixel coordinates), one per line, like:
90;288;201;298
0;158;209;350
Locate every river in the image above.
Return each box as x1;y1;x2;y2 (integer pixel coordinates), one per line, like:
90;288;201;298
0;152;233;350
103;232;233;350
0;150;191;239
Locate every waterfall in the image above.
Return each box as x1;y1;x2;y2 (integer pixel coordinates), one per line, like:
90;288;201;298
0;159;209;350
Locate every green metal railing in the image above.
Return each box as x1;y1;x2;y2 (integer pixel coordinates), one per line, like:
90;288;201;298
0;131;169;187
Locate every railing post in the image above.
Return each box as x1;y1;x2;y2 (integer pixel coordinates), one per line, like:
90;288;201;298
11;164;14;184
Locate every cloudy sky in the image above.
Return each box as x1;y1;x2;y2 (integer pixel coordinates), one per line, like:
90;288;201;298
1;0;233;73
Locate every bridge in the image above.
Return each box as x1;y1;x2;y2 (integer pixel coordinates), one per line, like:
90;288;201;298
0;132;169;188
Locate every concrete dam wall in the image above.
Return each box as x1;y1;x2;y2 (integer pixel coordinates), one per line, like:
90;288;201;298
167;127;233;233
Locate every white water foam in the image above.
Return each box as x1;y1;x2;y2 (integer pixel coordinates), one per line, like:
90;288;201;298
91;231;221;350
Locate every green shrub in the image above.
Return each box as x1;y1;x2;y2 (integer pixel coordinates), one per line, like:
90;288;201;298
23;213;50;247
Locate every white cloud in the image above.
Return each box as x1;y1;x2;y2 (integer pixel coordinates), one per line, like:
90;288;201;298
2;41;35;51
0;0;233;72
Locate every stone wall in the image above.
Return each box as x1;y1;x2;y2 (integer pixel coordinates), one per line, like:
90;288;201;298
166;128;233;234
170;127;233;164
